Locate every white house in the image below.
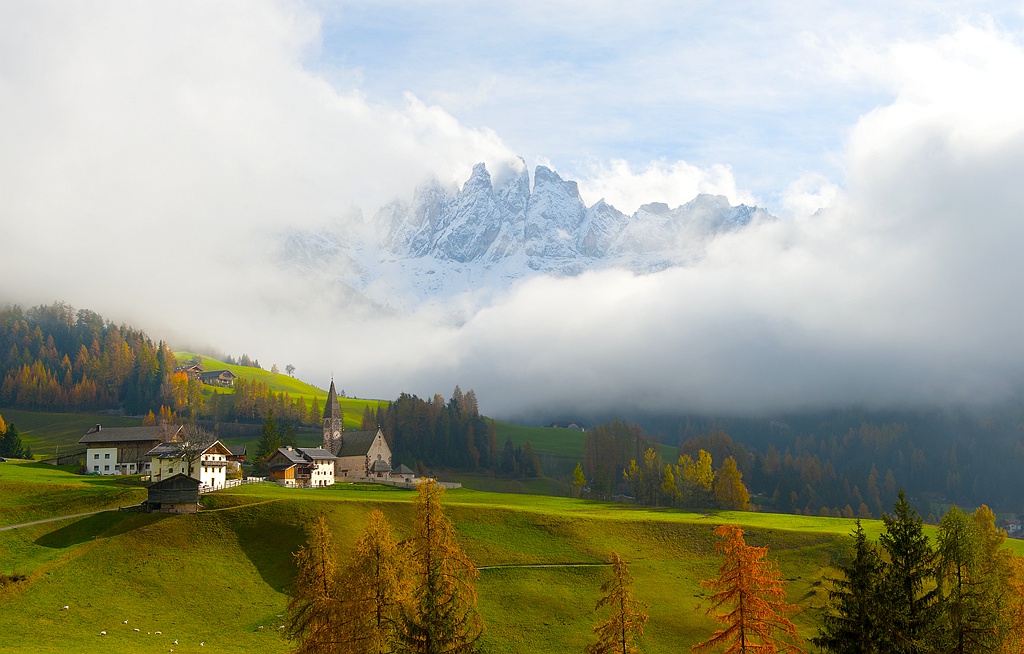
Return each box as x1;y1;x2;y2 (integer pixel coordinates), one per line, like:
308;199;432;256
79;424;181;475
265;446;337;488
146;439;233;490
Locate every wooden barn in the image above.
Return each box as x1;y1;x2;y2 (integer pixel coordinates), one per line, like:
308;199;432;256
143;473;200;514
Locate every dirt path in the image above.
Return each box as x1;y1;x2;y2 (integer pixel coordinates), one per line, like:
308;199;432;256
0;510;107;532
477;562;612;570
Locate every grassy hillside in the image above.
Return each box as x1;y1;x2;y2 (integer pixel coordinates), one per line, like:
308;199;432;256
0;409;142;457
6;461;1012;653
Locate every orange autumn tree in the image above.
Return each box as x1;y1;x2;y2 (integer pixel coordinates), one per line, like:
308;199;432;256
693;524;804;654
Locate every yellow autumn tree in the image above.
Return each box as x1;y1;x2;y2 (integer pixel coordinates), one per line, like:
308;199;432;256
713;456;750;510
288;515;343;654
585;551;648;654
693;524;804;654
336;509;410;654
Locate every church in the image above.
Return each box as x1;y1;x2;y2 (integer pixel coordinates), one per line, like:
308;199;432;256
321;380;394;479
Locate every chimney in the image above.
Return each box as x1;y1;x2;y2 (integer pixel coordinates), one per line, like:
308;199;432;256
96;424;101;432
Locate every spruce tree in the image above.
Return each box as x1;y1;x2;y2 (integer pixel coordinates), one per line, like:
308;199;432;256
585;551;647;654
398;480;483;654
878;490;940;654
813;520;883;653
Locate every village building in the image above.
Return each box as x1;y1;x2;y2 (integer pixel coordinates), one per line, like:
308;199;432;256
146;439;233;490
199;369;236;387
321;379;394;479
143;473;200;514
174;363;203;380
79;424;180;475
265;446;337;488
391;463;416;481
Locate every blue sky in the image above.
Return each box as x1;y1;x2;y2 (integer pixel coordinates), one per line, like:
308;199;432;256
308;1;1023;210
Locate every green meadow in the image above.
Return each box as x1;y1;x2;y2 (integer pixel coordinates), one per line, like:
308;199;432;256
4;460;994;654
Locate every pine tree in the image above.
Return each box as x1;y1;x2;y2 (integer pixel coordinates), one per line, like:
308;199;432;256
399;480;483;654
878;490;940;654
813;520;883;653
693;524;805;653
255;408;281;468
585;551;647;654
336;510;410;654
288;515;343;654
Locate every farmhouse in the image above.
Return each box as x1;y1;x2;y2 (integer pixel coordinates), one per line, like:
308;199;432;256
265;446;337;488
146;439;233;490
143;473;200;514
199;369;236;387
79;424;180;475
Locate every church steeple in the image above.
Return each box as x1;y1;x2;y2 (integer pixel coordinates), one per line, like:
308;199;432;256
322;379;344;455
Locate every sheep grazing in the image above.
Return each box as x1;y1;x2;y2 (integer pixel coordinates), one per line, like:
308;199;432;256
134;629;140;633
155;631;162;635
123;620;128;624
60;606;69;611
99;631;106;636
200;642;205;647
173;639;178;645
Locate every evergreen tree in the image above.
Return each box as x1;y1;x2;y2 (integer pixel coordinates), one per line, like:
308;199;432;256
254;409;281;472
878;490;940;654
288;515;343;654
693;524;805;654
399;480;483;654
585;551;647;654
0;422;28;459
813;520;883;654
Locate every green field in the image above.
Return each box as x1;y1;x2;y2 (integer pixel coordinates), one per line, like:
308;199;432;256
7;460;1009;653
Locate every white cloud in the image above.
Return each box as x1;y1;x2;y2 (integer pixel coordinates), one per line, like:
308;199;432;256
575;159;754;214
1;3;1023;421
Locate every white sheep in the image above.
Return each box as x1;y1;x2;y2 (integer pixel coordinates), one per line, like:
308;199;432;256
134;629;140;633
123;620;128;624
173;639;178;645
60;605;69;611
99;631;106;636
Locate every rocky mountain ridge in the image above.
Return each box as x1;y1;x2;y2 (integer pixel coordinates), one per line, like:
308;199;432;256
280;161;774;311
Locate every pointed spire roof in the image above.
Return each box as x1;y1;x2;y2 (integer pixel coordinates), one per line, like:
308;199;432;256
323;380;341;421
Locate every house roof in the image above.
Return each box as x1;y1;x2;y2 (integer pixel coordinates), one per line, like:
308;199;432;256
199;370;236;380
227;445;247;457
145;439;227;459
369;459;392;473
299;447;337;461
267;462;299;473
80;425;180;445
272;448;308;465
336;429;382;457
393;464;415;475
147;473;201;490
323;380;341;421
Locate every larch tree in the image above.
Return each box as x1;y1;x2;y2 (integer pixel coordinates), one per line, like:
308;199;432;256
288;515;343;654
398;480;483;654
712;456;750;511
813;520;883;654
573;462;587;498
693;524;805;654
1001;553;1024;653
336;509;410;654
585;551;647;654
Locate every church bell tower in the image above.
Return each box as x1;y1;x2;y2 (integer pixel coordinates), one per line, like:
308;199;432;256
322;380;344;455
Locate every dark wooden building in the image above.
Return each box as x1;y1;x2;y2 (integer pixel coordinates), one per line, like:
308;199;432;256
143;473;200;514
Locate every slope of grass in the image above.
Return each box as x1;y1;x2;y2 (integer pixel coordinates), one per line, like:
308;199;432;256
11;461;1002;653
0;409;141;457
0;462;146;529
